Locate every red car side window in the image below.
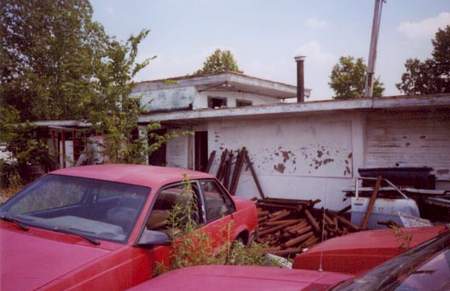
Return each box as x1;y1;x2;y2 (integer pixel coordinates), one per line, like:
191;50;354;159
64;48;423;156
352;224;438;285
146;183;202;231
200;180;234;222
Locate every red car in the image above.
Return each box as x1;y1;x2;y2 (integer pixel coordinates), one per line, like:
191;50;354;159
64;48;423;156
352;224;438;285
130;229;450;290
293;225;448;275
0;164;257;290
129;265;353;291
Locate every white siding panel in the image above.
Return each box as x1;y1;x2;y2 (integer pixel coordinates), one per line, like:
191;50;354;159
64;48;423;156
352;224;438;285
365;110;450;180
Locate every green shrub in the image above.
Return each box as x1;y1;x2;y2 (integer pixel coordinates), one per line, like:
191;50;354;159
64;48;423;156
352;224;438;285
153;175;272;276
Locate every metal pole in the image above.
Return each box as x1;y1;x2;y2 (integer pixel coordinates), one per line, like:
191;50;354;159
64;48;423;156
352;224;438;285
294;56;305;103
364;0;385;98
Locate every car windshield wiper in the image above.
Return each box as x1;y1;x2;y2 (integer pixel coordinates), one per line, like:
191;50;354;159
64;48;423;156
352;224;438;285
0;215;30;231
51;226;100;246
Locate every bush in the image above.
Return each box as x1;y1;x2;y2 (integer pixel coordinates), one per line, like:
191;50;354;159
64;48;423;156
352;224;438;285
153;175;272;276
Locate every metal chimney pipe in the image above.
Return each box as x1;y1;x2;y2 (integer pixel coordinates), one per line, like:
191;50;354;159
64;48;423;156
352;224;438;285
295;56;305;103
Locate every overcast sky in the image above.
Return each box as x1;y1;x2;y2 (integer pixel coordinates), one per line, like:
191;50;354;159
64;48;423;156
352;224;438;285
91;0;450;100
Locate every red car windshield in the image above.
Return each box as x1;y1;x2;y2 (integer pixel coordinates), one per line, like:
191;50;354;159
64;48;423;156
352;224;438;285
0;174;149;243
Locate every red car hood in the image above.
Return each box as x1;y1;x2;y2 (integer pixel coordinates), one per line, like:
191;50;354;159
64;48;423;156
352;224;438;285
293;225;448;275
298;225;447;253
130;265;353;291
0;223;114;290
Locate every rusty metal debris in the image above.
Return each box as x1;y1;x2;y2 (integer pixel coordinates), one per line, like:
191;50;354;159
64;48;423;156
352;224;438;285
256;198;359;258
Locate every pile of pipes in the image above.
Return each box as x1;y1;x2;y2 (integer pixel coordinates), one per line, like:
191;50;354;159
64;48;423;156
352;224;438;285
256;197;359;257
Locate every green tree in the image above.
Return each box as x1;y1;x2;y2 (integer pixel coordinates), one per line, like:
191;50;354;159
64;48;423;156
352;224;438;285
0;0;107;121
0;0;105;183
195;49;242;75
88;30;181;164
0;0;178;182
329;56;384;99
88;30;149;164
397;25;450;95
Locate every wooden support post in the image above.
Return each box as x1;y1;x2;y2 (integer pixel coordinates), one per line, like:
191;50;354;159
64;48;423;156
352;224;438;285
61;130;66;168
50;130;57;157
244;149;265;199
216;149;228;180
229;148;245;195
223;151;233;190
205;150;216;173
360;176;382;229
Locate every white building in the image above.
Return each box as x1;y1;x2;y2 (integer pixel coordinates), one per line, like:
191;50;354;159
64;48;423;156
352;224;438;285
132;72;309;111
139;93;450;210
32;71;450;211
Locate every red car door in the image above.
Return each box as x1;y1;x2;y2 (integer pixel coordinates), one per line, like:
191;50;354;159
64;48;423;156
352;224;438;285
141;181;204;274
197;179;238;248
136;179;240;279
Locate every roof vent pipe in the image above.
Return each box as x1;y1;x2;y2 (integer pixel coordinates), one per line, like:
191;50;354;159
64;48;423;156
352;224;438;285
295;56;305;103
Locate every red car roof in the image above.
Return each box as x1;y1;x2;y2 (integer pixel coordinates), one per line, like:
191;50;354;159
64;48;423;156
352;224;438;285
51;164;213;189
129;265;353;291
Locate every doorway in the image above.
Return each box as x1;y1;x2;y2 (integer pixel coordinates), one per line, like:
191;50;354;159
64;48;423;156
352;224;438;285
194;131;208;171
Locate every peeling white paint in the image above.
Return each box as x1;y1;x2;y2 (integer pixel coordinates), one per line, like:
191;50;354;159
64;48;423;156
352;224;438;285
209;118;353;178
135;86;196;112
199;113;364;210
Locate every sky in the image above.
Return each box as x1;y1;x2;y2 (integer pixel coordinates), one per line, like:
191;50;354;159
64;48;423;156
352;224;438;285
91;0;450;100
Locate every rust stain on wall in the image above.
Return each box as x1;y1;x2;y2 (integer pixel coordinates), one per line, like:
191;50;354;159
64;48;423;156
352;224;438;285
281;150;293;162
344;166;351;176
273;163;286;173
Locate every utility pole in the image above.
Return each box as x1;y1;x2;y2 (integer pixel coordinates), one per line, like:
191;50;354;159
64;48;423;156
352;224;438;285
364;0;385;98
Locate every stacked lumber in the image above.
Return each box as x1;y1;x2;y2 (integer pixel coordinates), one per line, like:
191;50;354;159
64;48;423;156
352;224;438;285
207;147;265;198
256;197;359;257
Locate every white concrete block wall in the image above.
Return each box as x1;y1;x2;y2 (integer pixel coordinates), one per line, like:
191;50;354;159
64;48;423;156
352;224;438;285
151;95;450;209
162;108;450;209
204;112;365;210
